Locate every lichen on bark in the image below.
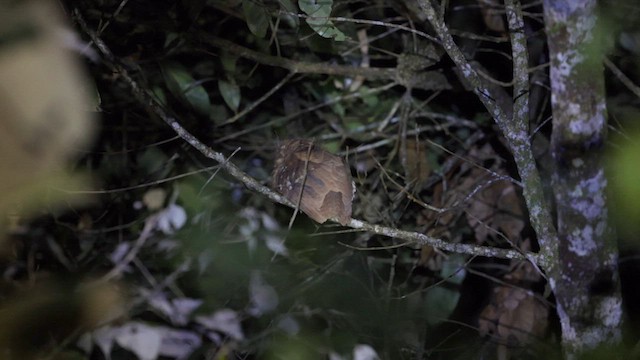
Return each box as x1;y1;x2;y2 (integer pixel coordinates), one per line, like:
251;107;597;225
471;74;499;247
544;0;623;355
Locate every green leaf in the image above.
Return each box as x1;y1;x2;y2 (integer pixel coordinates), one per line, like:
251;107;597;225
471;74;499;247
360;87;379;107
440;254;466;285
610;131;640;239
164;32;184;49
161;62;211;115
298;0;346;41
424;286;460;327
421;255;466;326
210;104;230;124
344;118;364;131
326;91;345;116
278;0;299;27
323;140;339;153
220;54;238;73
298;0;330;16
218;80;241;112
151;86;167;107
243;0;269;38
184;83;211;116
306;18;346;41
139;147;171;179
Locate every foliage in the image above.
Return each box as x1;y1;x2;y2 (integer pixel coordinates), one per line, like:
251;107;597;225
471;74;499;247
1;0;640;359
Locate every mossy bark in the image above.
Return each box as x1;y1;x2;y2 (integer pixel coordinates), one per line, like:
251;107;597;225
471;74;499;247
544;0;623;355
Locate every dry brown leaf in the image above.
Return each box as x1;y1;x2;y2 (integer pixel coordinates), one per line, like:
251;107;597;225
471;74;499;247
466;174;525;244
505;239;541;283
479;286;548;346
479;243;547;358
416;160;464;246
272;139;354;225
403;138;431;191
478;0;506;33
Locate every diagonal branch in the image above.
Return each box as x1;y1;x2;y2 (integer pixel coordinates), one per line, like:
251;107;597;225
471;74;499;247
201;35;396;80
199;35;450;91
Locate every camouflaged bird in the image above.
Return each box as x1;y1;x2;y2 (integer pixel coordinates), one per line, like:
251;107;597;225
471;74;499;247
272;139;354;225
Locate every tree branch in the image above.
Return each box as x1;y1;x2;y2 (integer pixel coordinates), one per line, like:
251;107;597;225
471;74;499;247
544;0;623;352
605;57;640;100
199;35;451;91
417;0;558;266
504;0;559;265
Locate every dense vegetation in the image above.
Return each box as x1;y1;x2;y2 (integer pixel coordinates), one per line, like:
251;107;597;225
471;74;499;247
2;0;640;359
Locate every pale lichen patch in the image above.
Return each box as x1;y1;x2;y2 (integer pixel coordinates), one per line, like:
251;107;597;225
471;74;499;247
550;48;585;98
570;113;604;136
570;170;606;221
571;158;584;168
568;226;596;256
597;296;623;328
460;62;473;79
567;102;581;116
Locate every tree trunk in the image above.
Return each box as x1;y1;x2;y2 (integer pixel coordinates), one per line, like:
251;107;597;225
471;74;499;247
544;0;624;355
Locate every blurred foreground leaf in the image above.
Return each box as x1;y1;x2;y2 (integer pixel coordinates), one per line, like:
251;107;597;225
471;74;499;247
610;131;640;239
0;0;96;235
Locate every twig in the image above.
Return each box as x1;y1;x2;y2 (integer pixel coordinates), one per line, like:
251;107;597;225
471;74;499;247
202;35;396;80
288;142;313;231
198;147;240;195
277;11;439;43
605;57;640;100
504;0;558;264
221;72;295;125
97;214;158;283
215;82;397;143
416;1;509;128
200;35;450;90
55;165;220;194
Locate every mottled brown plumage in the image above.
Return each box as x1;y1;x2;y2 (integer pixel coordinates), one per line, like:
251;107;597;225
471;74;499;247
272;139;354;225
